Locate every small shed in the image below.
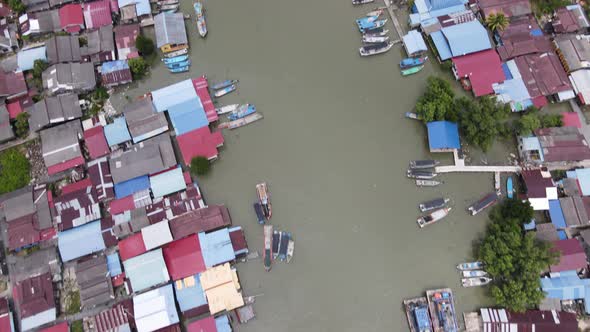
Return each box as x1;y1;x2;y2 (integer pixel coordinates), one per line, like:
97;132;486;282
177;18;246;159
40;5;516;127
104;116;131;147
402;30;427;57
426;121;460;152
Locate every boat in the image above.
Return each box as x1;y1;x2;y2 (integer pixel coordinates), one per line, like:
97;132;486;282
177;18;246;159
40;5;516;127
218;113;263;129
358;19;387;33
409;160;439;169
166;60;191;69
272;231;280;260
416;179;442;187
467;192;499;216
278;232;290;261
419;198;450;213
286;239;294;263
215;104;240;115
256;182;272;220
159;4;179;10
364;29;389;38
163;8;178;13
416;207;451;228
352;0;374;5
403;297;433;332
462;277;492;288
402;65;424;76
163;48;188;58
361;35;389;44
506;176;514;199
211;79;238;90
407;169;437;179
426;288;458;332
158;0;178;5
214;84;236;98
162;54;188;64
253;202;265;224
228;104;256;121
263;225;272;271
365;8;383;17
462;270;487;278
356;15;379;25
456;261;484;271
400;56;428;69
193;1;207;37
169;66;189;73
359;41;393;56
405;112;422;120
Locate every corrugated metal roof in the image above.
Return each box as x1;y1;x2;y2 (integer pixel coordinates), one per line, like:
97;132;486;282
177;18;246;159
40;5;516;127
541;270;590;313
173;274;207;312
452;49;505;97
104;116;131;146
549;200;567;229
215;315;231;332
84;126;109;160
151;79;197;112
83;0;112;29
150;167;186;198
124;249;169;292
154;13;187;48
17;46;47;71
117;0;150;16
199;228;236;268
141;220;173;250
177;127;224;164
426;121;460;150
403;30;427;56
133;284;178;332
431;30;452;60
118;232;146;261
186;316;215;332
575;168;590;196
114;175;150;199
441;20;491;57
58;220;106;262
168;99;208;135
163;235;205;280
107;252;122;276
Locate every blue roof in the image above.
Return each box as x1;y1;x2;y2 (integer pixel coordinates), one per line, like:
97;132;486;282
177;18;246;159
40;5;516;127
101;60;130;74
118;0;150;16
150;166;186;198
430;31;453;61
501;63;513;80
440;20;491;57
575;169;590;196
520;137;543;160
403;30;428;56
123;249;170;292
426;121;460;151
167;98;208;135
541;270;590;313
409;4;467;26
114;175;150;198
558;230;568;240
198;229;236;268
567;171;578;179
493;78;532;112
523;219;536;231
173;274;207;312
58;220;106;262
215;315;232;332
17;46;47;71
104;116;132;146
107;253;122;276
151;79;197;112
549;200;567;230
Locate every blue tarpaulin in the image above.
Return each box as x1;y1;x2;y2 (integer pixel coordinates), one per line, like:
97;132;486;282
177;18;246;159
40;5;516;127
549;200;567;229
114;175;150;198
426;121;460;151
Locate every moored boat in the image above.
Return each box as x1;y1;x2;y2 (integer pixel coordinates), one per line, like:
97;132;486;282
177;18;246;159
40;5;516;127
400;56;428;69
214;84;236;98
256;182;272;220
211;79;238;90
403;297;433;332
162;54;189;64
402;65;424;76
426;288;458;332
228;104;256;121
169;66;189;73
359;41;393;56
417;207;451;228
356;15;379;25
158;0;178;5
218;113;263;129
365;8;383;17
286;239;294;263
253;202;265;224
159;3;179;10
361;35;389;44
419;198;450;213
407;169;437;179
456;261;484;271
364;29;389;37
507;176;514;199
358;19;387;33
405;112;422;120
416;179;442;187
352;0;374;5
409;160;439;169
462;270;487;278
166;59;191;68
215;104;240;115
193;1;207;37
462;277;492;288
272;230;280;260
263;225;273;272
467;192;499;216
163;48;188;58
278;232;290;261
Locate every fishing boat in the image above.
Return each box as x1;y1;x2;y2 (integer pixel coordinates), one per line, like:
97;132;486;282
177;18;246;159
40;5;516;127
214;84;236;98
356;15;379;25
407;169;437;179
361;35;389;44
278;232;290;261
405;112;422;120
162;54;188;64
256;182;272;220
163;48;188;58
166;60;191;69
426;288;458;332
467;192;499;216
163;8;178;13
211;79;238;90
419;198;450;213
263;225;273;271
158;0;178;5
169;66;189;73
409;160;439;169
358;19;387;33
403;297;433;332
402;65;424;76
193;1;207;37
365;8;383;17
352;0;374;5
286;239;294;263
218;113;263;129
272;230;280;260
416;179;442;187
159;4;179;11
215;104;240;115
364;29;389;38
462;277;492;288
400;56;428;69
228;104;256;121
456;261;484;271
416;207;451;228
506;176;514;199
462;270;487;278
359;41;393;56
253;202;265;224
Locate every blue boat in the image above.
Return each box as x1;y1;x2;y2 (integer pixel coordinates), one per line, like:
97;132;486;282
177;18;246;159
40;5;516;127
400;56;428;69
357;19;386;33
278;232;290;261
166;60;191;69
228;104;256;121
507;177;514;199
169;66;189;73
214;84;236;98
212;79;238;90
355;15;378;25
253;203;265;224
162;55;189;64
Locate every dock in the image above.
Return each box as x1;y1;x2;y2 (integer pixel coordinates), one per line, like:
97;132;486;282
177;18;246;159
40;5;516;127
435;149;521;174
382;0;403;44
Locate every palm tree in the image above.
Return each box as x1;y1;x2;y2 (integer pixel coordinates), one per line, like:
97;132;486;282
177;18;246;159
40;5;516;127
485;12;509;31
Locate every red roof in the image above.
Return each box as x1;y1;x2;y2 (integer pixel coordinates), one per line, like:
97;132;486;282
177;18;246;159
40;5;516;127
40;322;69;332
7;214;41;250
192;76;218;123
59;4;84;33
101;67;132;87
0;71;27;100
83;0;112;29
109;196;135;215
0;299;11;332
114;24;139;51
183;171;192;185
550;238;588;272
177;127;224;164
47;156;85;175
84;126;109;159
13;272;55;319
118;233;146;261
6;101;23;120
522;169;554;199
562;112;582;128
187;316;216;332
163;235;206;280
61;178;92;195
452;50;505;97
109;0;118;12
229;227;247;254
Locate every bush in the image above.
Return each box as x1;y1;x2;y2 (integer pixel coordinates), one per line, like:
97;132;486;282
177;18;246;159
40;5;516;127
66;291;80;315
14;112;29;138
136;35;155;56
540;113;563;128
518;113;541;136
0;149;30;194
454;96;510;151
190;156;210;176
8;0;25;14
128;57;149;80
31;60;48;89
416;76;455;123
71;321;83;332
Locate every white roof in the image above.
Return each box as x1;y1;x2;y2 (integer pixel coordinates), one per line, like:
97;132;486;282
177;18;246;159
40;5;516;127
570;70;590;104
141;220;173;250
529;197;550;211
133;284;179;332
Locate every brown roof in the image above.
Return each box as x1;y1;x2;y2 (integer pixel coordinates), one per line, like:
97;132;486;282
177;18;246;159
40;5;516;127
0;71;27;99
535;223;560;242
482;308;577;332
478;0;531;18
535;126;590;162
84;303;133;332
169;205;232;240
522;169;554;198
553;7;585;34
75;255;114;308
514;53;572;97
13;272;55;319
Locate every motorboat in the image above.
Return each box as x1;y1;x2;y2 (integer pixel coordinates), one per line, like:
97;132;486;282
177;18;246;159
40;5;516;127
462;270;487;278
359;41;393;56
419;198;450;213
361;35;389;44
507;176;514;199
162;54;189;64
352;0;374;5
169;66;189;73
215;104;240;115
218;113;263;129
467;192;499;216
228;104;256;121
456;261;484;271
415;179;442;187
358;19;387;33
365;8;383;17
417;207;451;228
214;84;236;98
163;48;188;58
166;59;191;69
409;160;439;169
364;29;389;37
400;56;428;69
194;1;207;37
286;239;294;263
211;79;238;90
407;169;437;179
401;65;424;76
462;277;492;288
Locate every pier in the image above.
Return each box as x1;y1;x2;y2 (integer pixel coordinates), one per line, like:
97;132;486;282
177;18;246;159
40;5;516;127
435;150;521;174
382;0;403;44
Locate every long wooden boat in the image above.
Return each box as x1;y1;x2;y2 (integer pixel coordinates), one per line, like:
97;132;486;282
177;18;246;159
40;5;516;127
159;3;179;10
212;79;238;90
462;270;487;278
506;176;514;199
417;207;451;228
419;198;450;213
456;261;483;271
193;1;207;37
426;288;458;332
467;192;499;216
361;35;389;44
218;113;263;129
169;66;189;73
214;84;236;98
407;169;437;179
462;277;492;288
228;104;256;121
359;41;393;56
256;182;272;220
409;160;439;169
352;0;374;5
286;239;294;263
263;225;273;272
272;230;280;259
215;104;240;115
400;56;428;69
163;48;188;58
416;179;442;187
402;65;424;76
253;202;265;224
166;59;191;68
403;297;433;332
278;232;290;261
162;54;188;64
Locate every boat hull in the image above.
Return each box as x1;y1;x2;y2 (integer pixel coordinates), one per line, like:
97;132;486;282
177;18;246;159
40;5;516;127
456;261;484;271
415;179;442;187
212;79;238;90
263;225;273;271
215;104;239;115
426;288;458;332
218;113;263;129
286;239;294;263
214;85;236;98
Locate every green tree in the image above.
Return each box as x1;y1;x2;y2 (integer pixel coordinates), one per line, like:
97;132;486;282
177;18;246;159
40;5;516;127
190;156;210;176
518;113;541;136
136;35;155;56
540;114;563;128
0;148;30;194
92;86;109;103
533;0;569;14
416;76;455;123
485;12;509;31
455;96;509;151
478;200;559;312
128;57;148;79
71;321;83;332
14;112;29;138
8;0;25;14
31;59;48;89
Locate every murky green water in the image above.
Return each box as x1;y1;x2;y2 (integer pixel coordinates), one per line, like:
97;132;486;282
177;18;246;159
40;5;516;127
111;0;502;330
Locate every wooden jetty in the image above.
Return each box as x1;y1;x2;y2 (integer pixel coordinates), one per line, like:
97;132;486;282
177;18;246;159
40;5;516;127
383;0;403;44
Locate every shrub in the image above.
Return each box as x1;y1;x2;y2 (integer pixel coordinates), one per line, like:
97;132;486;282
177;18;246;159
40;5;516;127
14;112;29;138
128;57;149;79
190;156;210;176
136;35;155;56
0;148;30;194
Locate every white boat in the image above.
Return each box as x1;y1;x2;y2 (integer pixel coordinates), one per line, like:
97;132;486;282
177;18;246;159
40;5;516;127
415;179;442;187
286;239;294;263
215;104;240;115
163;48;188;58
364;29;389;37
462;270;487;278
218;113;263;129
159;3;179;10
416;207;451;228
158;0;178;5
359;41;393;56
456;261;484;271
362;35;389;44
352;0;374;5
462;277;492;288
365;9;383;17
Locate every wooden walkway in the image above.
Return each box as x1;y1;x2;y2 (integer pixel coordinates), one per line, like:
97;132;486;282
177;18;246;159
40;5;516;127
436;165;521;173
383;0;403;44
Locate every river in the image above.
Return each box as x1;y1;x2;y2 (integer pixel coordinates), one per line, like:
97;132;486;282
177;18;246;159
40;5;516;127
110;0;501;330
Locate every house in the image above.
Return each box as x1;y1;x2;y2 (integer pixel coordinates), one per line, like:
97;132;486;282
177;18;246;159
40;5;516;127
18;11;60;36
118;232;146;261
514;53;574;101
81;25;115;64
554;34;590;72
57;219;106;262
541;270;590;313
568;69;590;104
535;222;560;242
113;175;149;199
83;125;109;159
493;61;537;111
113;23;139;59
40;120;84;175
552;5;590;34
521;169;557;210
109;207;149;238
169;205;232;240
452;49;505;96
199;228;236;268
408;0;466;28
426;121;460;152
141;220;173;250
132;284;178;332
75;254;114;308
58;4;83;33
42;63;96;95
83;303;132;332
149;166;186;198
103;116;131;147
100;60;131;87
496;15;552;61
117;0;150;23
0;105;14;143
0;298;14;332
477;0;531;18
16;46;46;71
163;235;206;281
123;249;169;292
83;0;112;30
177;127;224;164
550;239;588;272
45;35;81;64
0;70;28;100
123;97;168;143
478;308;577;331
559;196;590;227
186;316;232;332
173;273;208;316
154;13;187;53
87;157;115;201
53;178;101;231
199;263;244;314
12;272;56;331
535;126;590;163
430;20;491;61
28;94;82;132
402;30;427;57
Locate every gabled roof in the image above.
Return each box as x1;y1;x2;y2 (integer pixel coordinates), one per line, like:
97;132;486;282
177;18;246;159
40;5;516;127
199;228;236;268
103;116;131;146
553;5;590;34
100;60;131;87
199;263;244;314
123;97;168;143
29;94;82;132
426;121;460;150
550;239;588;272
477;0;531;18
514;53;572;98
57;220;106;262
141;220;173;250
163;235;205;280
75;255;114;307
53;178;101;231
85;304;131;332
84;126;109;159
83;0;112;29
174;274;207;313
40;120;84;175
555;34;590;72
114;24;139;59
177;127;224;164
149;167;186;198
0;70;27;99
118;232;146;261
123;249;169;292
133;284;178;332
45;35;81;64
58;4;83;33
80;25;115;63
153;12;187;48
13;272;55;331
439;20;491;58
192;76;218;123
452;49;505;96
535;126;590;162
114;175;149;199
169;205;232;239
42;62;97;95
